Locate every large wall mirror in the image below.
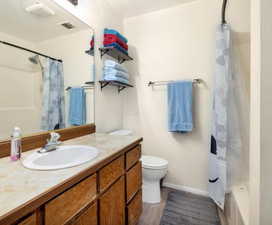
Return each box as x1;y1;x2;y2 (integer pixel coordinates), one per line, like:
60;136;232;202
0;0;95;141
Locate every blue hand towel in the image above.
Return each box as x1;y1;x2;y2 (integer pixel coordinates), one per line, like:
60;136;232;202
168;81;193;132
69;88;86;126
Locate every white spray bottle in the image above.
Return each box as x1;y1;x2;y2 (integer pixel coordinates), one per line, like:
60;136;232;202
10;127;22;161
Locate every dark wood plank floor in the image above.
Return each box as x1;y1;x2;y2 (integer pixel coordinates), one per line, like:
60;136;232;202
138;187;227;225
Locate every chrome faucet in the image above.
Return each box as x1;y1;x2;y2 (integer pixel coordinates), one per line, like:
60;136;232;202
38;132;61;153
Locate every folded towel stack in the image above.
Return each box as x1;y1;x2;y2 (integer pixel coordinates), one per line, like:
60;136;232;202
104;28;128;55
103;60;130;84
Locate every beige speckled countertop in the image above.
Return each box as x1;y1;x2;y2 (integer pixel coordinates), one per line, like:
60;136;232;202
0;133;142;221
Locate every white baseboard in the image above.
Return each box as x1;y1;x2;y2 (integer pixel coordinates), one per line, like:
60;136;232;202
163;182;209;197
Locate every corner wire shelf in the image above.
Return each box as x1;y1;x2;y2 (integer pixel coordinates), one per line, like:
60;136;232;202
99;46;133;64
99;80;133;93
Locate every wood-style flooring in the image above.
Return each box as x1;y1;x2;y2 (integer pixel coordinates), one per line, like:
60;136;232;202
138;187;228;225
138;188;170;225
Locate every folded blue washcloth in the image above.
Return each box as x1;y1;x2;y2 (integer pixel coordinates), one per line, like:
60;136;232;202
104;60;128;73
167;81;193;132
104;28;128;43
103;75;129;84
103;68;129;80
69;87;86;126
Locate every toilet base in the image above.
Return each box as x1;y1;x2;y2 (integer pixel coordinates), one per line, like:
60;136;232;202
142;180;161;204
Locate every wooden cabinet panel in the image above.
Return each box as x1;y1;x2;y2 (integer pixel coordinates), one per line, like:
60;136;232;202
72;202;97;225
45;174;97;225
126;146;141;170
100;176;125;225
126;162;142;203
99;156;124;192
17;213;36;225
127;190;142;225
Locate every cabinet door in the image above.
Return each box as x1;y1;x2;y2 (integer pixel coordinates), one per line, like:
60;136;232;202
126;162;142;203
72;202;97;225
126;146;141;170
17;213;36;225
127;190;142;225
100;176;125;225
45;174;97;225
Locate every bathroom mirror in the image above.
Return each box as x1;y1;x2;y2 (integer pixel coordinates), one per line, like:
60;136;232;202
0;0;95;141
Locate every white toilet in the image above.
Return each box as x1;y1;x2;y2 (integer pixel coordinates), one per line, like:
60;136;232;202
141;155;168;204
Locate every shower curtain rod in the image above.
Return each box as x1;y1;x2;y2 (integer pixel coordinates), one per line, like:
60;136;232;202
222;0;228;24
0;40;63;63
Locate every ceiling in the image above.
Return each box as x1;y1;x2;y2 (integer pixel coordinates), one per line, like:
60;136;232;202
105;0;198;18
0;0;90;43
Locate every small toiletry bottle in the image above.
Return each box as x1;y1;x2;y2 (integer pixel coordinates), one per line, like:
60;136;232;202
10;127;22;161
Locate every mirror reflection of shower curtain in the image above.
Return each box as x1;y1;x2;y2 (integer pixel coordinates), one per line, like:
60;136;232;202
208;24;242;210
40;57;65;131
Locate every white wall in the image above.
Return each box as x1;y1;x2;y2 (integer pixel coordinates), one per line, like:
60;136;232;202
123;0;250;192
52;0;126;132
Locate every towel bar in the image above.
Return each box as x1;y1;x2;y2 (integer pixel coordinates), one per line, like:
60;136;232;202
147;79;202;87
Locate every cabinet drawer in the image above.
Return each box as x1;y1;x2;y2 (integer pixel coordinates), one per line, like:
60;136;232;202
18;213;36;225
126;146;141;170
100;176;125;225
99;155;124;192
126;162;142;203
45;174;97;225
72;202;97;225
127;190;142;225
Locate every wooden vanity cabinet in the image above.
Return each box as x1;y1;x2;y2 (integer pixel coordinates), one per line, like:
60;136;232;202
45;174;97;225
17;213;37;225
9;144;142;225
99;176;126;225
70;202;97;225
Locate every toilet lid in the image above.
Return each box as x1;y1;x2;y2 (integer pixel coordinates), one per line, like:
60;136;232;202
141;155;168;169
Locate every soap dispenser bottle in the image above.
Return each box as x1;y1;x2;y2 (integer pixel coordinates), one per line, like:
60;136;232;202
10;127;22;161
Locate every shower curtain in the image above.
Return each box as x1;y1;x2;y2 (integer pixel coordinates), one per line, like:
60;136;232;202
41;58;65;131
208;24;242;209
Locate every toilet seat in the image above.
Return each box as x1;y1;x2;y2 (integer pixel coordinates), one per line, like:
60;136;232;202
141;155;168;170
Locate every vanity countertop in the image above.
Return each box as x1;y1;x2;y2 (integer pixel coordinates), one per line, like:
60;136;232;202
0;133;142;221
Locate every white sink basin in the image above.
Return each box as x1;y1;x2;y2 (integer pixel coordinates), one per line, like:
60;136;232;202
22;145;99;170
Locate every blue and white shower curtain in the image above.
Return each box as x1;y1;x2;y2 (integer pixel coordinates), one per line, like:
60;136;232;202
41;58;65;131
208;24;231;209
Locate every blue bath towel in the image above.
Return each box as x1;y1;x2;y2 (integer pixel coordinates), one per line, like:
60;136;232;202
69;88;86;126
168;81;193;132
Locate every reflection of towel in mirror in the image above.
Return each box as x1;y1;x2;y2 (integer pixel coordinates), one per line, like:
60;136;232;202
68;88;86;126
